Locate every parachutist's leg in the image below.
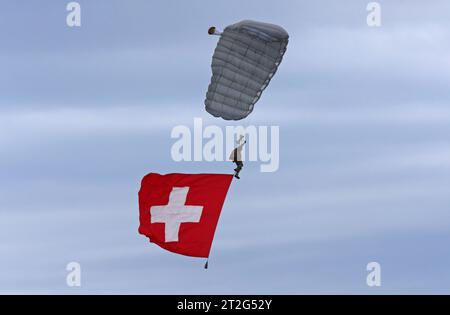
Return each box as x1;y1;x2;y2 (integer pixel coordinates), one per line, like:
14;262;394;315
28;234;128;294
234;161;243;179
233;160;239;172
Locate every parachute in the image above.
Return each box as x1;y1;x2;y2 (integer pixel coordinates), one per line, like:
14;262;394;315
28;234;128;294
205;20;289;120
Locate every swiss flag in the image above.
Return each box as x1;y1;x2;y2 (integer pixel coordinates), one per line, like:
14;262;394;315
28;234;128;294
138;173;233;258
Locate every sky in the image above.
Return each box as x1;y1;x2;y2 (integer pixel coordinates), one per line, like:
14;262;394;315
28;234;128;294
1;0;450;294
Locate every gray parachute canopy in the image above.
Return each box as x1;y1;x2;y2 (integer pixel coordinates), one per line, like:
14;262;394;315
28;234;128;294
205;20;289;120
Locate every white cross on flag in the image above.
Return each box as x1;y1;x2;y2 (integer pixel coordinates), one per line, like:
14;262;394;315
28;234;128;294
138;173;233;258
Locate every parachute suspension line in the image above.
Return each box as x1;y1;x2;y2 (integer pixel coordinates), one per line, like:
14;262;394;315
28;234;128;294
204;259;209;269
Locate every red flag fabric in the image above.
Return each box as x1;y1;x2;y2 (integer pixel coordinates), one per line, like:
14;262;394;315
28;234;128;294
138;173;233;258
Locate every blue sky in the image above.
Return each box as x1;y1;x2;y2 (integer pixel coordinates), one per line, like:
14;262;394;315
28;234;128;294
1;0;450;293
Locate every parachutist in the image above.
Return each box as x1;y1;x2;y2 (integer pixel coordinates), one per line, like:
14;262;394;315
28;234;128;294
229;136;246;179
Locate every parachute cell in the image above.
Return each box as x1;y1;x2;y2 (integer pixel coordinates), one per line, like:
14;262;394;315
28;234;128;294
205;20;289;120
